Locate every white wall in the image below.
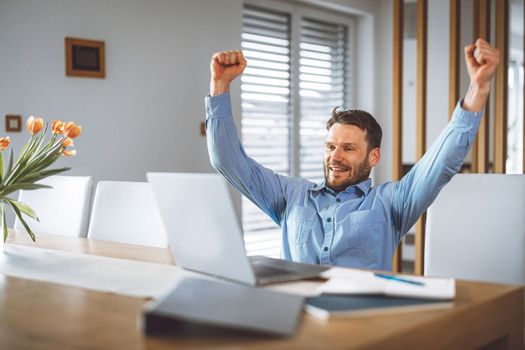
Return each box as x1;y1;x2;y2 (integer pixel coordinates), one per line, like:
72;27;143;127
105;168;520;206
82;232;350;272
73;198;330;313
402;39;417;164
0;0;244;225
427;0;451;150
369;0;393;184
0;0;243;184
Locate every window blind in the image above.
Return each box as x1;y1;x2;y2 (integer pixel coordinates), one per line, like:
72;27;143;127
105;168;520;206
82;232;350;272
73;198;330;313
241;5;291;258
299;17;349;183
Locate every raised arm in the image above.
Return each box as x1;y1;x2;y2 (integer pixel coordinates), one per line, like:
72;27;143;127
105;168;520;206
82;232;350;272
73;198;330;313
206;50;290;225
390;39;500;237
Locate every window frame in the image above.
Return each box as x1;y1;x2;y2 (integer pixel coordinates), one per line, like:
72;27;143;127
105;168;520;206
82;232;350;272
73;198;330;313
241;0;356;257
243;0;355;178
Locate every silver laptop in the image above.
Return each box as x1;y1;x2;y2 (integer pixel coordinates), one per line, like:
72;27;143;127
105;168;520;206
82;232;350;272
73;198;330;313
147;172;328;286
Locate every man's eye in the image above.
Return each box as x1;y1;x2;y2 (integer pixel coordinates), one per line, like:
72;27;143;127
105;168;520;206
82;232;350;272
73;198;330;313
345;147;354;152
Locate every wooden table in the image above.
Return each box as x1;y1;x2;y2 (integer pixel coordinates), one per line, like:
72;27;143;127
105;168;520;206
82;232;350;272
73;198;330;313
1;230;523;349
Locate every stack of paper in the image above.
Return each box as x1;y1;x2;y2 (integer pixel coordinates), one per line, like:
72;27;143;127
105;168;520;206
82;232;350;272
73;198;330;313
304;268;455;320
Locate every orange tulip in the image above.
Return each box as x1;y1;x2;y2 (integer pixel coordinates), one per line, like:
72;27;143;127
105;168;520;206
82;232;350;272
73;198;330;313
52;120;65;134
0;136;10;151
62;137;74;148
26;116;44;135
64;122;81;139
62;149;77;157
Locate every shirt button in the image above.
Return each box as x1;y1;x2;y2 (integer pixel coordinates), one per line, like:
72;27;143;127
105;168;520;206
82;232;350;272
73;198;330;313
324;247;328;252
326;217;332;222
336;199;341;203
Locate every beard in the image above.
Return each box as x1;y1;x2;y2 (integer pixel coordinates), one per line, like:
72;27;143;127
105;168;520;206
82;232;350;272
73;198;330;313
324;157;372;192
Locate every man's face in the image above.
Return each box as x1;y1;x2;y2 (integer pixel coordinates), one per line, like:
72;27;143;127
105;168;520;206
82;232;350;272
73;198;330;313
324;123;380;192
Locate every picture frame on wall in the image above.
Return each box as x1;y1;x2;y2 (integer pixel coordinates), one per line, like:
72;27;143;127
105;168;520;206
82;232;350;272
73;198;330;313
5;115;22;132
65;37;105;78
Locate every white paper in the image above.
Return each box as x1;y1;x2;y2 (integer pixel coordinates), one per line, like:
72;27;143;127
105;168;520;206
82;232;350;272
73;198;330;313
318;268;386;294
0;244;189;299
383;275;456;300
318;267;455;300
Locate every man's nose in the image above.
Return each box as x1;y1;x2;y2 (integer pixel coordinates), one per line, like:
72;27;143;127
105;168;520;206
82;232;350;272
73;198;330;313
332;147;344;161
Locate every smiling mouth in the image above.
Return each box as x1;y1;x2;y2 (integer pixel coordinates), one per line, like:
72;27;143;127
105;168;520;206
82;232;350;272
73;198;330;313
329;166;349;173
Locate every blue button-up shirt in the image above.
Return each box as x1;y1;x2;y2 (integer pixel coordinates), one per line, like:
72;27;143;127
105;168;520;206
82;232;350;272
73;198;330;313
206;93;482;270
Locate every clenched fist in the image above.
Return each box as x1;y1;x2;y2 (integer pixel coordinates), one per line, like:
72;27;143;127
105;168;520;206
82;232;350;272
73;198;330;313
210;50;247;96
465;38;500;91
462;38;500;112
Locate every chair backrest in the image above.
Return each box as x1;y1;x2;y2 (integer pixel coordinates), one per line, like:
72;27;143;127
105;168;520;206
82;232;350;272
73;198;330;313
87;181;168;248
425;174;525;285
15;175;94;237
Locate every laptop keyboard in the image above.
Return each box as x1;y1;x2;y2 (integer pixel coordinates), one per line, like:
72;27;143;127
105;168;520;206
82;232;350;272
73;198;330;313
251;263;296;278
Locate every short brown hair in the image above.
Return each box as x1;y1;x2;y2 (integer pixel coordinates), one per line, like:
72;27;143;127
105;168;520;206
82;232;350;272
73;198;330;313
326;107;382;151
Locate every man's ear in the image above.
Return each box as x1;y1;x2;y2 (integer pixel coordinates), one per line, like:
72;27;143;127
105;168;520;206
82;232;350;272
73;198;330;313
368;147;380;166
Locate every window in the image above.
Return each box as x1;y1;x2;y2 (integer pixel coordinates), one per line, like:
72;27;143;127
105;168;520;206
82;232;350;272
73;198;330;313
299;17;350;183
241;3;352;257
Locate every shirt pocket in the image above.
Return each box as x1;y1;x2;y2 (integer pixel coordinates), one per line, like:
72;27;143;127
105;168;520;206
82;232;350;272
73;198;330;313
341;209;386;254
287;206;316;245
346;209;386;225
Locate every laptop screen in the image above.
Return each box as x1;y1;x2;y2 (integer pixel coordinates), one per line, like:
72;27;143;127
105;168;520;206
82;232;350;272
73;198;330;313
147;172;256;285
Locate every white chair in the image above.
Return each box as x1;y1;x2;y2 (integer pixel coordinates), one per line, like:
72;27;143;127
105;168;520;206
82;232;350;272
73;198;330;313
15;175;94;237
87;181;168;247
425;174;525;286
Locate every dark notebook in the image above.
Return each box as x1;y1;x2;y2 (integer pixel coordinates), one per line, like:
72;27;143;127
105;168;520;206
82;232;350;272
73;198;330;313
305;294;452;320
140;277;304;337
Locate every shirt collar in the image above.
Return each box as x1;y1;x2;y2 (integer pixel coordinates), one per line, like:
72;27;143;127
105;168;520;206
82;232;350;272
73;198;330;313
310;178;372;195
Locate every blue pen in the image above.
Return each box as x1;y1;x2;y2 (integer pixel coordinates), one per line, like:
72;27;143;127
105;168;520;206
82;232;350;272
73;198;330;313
374;273;425;286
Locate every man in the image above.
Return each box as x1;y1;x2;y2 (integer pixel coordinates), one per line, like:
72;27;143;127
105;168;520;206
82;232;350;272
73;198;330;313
205;39;500;271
